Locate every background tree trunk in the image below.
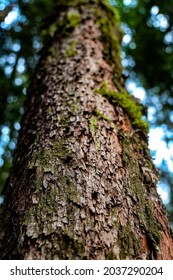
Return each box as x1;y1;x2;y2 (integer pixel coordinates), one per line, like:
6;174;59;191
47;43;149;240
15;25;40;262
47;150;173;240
0;0;173;260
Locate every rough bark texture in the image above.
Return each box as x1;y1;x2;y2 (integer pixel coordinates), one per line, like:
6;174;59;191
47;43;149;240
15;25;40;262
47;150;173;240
0;0;173;259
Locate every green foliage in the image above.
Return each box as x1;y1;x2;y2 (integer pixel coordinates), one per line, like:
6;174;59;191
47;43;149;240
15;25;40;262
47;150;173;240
96;81;149;132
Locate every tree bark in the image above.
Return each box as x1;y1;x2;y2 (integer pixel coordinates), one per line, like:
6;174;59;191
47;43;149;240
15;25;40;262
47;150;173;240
0;0;173;260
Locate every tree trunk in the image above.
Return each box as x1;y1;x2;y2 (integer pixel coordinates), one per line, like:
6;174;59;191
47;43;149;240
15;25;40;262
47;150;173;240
0;0;173;260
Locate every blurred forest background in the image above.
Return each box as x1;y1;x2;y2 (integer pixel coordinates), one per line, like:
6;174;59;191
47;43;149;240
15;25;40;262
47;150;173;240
0;0;173;222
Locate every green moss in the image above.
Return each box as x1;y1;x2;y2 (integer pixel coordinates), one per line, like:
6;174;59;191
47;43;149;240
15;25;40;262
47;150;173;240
42;0;123;92
65;41;77;57
51;10;81;38
52;230;85;259
88;116;100;149
95;142;100;150
94;2;123;90
93;108;111;122
65;11;81;30
70;104;78;113
140;200;161;248
42;9;81;39
24;137;81;238
106;250;117;260
96;81;149;132
118;222;140;259
41;22;57;38
54;139;74;162
47;106;53;116
119;132;161;253
88;116;98;135
29;139;76;172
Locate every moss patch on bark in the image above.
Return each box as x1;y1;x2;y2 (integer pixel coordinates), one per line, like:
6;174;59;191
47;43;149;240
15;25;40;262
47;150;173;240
118;132;161;257
96;81;149;132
